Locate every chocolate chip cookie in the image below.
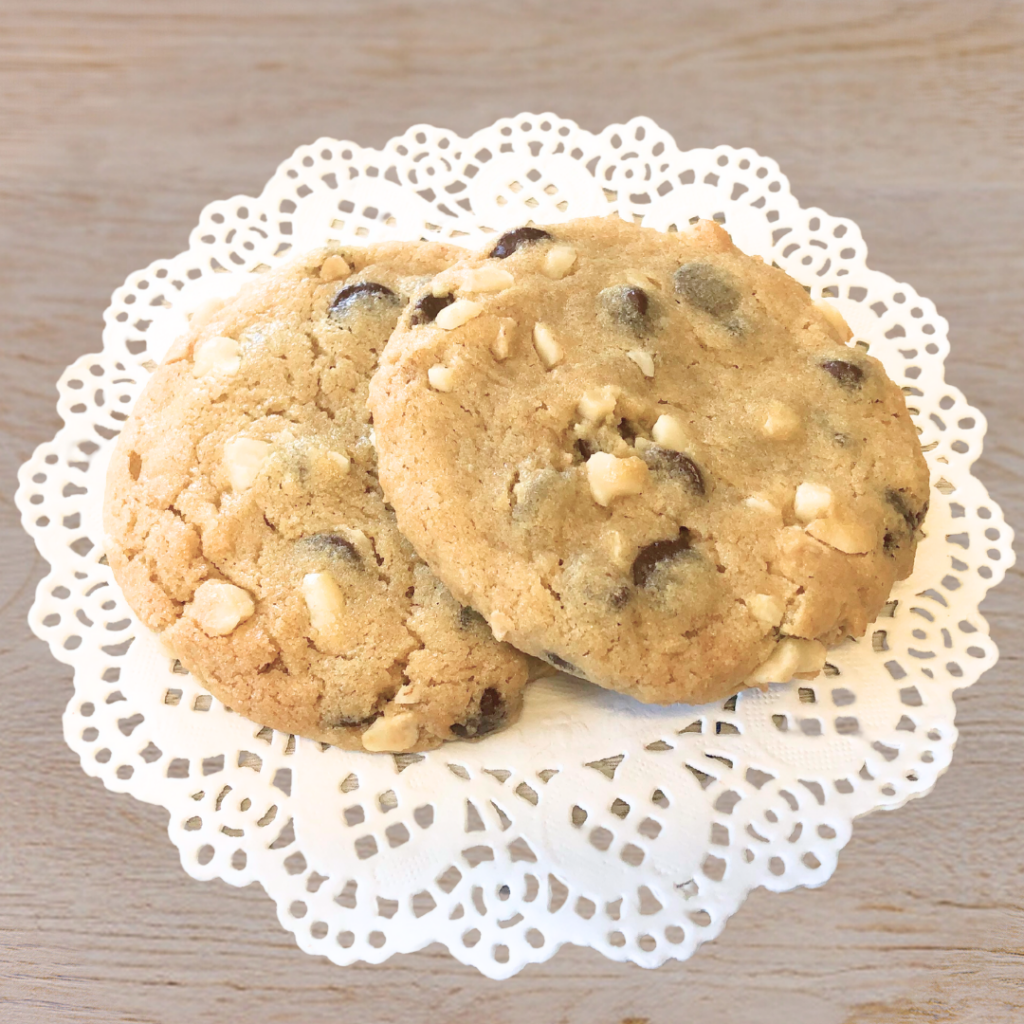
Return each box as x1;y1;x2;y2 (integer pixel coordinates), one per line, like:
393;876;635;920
368;217;930;706
104;242;532;751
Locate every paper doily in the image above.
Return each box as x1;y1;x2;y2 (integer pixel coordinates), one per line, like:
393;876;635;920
16;114;1014;979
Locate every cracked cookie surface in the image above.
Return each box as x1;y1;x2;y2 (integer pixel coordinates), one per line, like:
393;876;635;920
368;217;930;705
104;242;531;751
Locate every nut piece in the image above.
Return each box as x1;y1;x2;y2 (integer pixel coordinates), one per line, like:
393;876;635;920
302;571;345;643
586;452;648;506
747;593;785;626
491;321;513;361
361;713;420;753
626;349;655;377
320;254;351;282
533;323;564;369
805;516;876;554
223;437;272;491
813;299;853;343
744;494;780;517
435;298;483;330
652;414;689;452
458;266;515;293
578;385;619;423
189;297;226;332
794;482;834;523
748;637;827;684
327;451;351;475
427;364;455;392
542;245;578;279
188;580;255;637
192;336;241;377
763;401;801;440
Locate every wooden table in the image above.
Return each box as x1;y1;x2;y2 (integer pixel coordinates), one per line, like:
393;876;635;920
2;3;1022;1021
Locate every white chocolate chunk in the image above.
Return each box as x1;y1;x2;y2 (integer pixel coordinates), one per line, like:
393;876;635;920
748;637;827;684
542;245;577;279
578;385;619;423
223;437;272;491
435;298;483;330
487;610;514;642
747;593;785;626
652;414;689;452
813;299;853;342
794;482;834;523
302;571;345;642
458;265;514;293
532;323;564;369
192;335;241;377
320;254;351;282
763;401;801;440
626;349;655;377
189;297;226;331
361;714;420;753
188;580;255;637
805;517;876;554
427;364;455;392
601;529;631;568
491;322;512;361
586;452;648;506
327;451;350;475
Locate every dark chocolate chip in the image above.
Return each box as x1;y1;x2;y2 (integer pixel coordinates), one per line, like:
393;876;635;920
609;584;632;609
883;531;899;553
302;533;360;563
410;292;455;326
458;605;487;630
329;281;397;317
886;488;927;531
488;226;552;259
450;687;506;738
575;437;597;461
545;652;577;673
674;262;740;319
600;285;649;333
821;360;865;389
632;528;695;588
325;711;381;729
479;687;501;718
642;446;705;496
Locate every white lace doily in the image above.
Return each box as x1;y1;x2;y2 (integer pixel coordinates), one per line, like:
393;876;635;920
16;114;1014;979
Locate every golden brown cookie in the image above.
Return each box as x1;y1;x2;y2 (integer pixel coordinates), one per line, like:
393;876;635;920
368;217;930;706
104;242;532;751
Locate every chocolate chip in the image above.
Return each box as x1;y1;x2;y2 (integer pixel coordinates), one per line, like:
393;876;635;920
642;446;705;496
450;687;506;738
674;262;740;319
821;360;864;389
600;285;649;332
410;292;454;326
326;711;381;729
329;281;397;317
886;489;927;531
488;226;552;259
545;652;577;673
458;605;487;630
883;531;899;553
632;528;695;588
609;585;632;609
303;533;360;563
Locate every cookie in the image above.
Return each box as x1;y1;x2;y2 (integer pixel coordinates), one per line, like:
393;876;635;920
368;217;930;706
104;242;533;752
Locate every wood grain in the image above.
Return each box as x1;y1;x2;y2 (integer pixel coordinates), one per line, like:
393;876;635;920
2;2;1022;1022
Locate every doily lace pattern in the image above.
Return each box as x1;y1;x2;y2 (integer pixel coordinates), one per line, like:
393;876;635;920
16;114;1013;979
